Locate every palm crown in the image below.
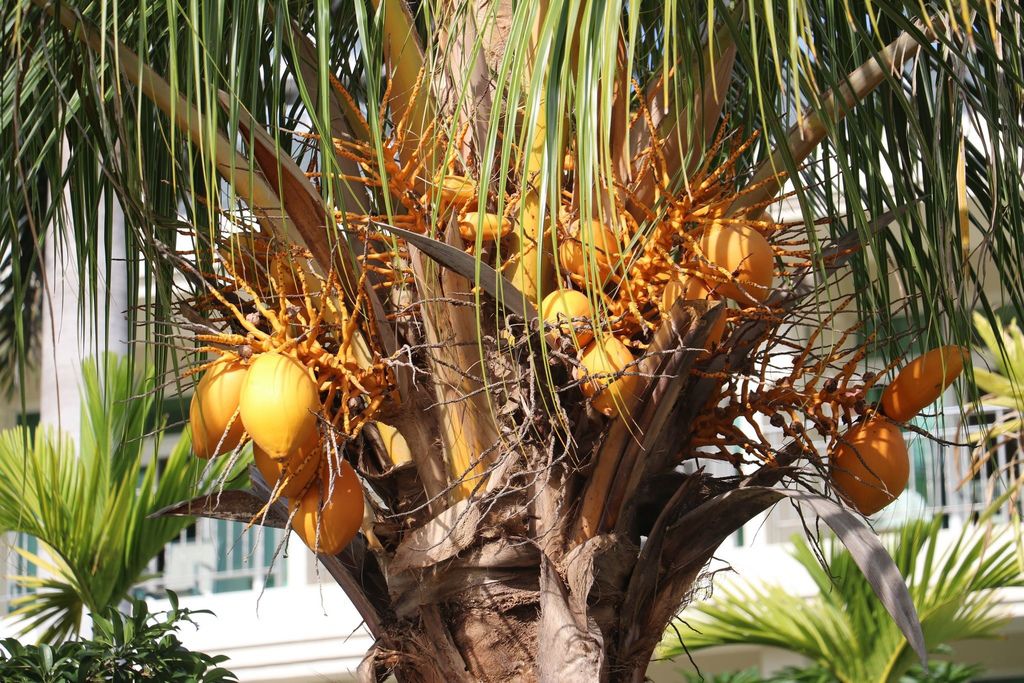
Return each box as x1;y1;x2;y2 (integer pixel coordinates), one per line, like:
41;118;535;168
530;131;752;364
3;1;1024;679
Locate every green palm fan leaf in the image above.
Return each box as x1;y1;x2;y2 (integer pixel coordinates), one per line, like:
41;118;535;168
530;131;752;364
661;517;1023;683
971;313;1024;439
0;355;243;643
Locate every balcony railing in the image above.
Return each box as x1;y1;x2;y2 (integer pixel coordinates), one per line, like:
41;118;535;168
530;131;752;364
135;520;289;599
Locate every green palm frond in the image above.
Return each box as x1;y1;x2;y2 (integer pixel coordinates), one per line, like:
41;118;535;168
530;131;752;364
0;206;44;399
1;1;1022;357
661;517;1023;683
972;313;1024;404
967;312;1024;565
0;354;244;643
6;550;86;645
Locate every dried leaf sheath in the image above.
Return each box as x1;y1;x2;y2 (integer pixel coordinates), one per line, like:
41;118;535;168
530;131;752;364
409;234;500;501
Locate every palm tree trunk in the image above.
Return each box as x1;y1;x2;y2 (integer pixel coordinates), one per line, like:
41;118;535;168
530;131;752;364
379;576;696;682
359;529;709;682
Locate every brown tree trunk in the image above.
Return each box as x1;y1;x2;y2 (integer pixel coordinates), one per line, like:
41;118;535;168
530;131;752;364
363;534;696;683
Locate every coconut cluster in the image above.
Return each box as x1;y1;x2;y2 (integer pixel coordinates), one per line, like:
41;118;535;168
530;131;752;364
325;133;966;522
395;171;776;419
536;216;774;418
188;238;394;556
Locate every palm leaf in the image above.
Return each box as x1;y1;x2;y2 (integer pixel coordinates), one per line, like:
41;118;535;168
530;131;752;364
662;515;1023;683
0;355;242;642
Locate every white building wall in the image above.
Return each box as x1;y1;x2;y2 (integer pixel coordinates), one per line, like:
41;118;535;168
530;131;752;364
147;553;374;682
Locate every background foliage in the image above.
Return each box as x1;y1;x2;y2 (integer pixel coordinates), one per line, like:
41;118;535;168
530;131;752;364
0;593;237;682
660;516;1023;683
679;662;982;683
0;354;244;643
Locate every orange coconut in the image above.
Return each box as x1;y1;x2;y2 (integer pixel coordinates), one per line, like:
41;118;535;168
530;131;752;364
239;352;320;460
576;335;638;417
458;212;512;242
698;223;774;305
880;346;967;422
436;174;477;207
253;436;320;499
559;219;621;286
830;417;910;515
190;358;248;459
541;288;594;347
291;460;364;556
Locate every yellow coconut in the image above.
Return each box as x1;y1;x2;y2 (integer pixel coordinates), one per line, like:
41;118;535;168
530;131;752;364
375;422;412;466
661;277;684;312
458;212;512;242
436;174;477;207
291;460;364;556
661;274;717;312
576;335;638;417
830;417;910;516
239;352;320;460
253;436;320;499
190;358;248;459
698;224;774;305
541;288;594;347
559;219;621;286
702;308;729;351
880;346;967;422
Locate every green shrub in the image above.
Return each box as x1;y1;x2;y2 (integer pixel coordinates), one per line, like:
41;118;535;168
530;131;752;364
0;593;236;682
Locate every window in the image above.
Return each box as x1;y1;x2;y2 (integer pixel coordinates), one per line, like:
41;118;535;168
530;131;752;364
3;533;38;615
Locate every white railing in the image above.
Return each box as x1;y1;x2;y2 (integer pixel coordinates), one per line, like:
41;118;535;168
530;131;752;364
135;519;288;599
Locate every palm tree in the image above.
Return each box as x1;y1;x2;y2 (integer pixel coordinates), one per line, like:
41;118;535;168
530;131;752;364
659;516;1023;683
0;354;242;643
3;1;1024;680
